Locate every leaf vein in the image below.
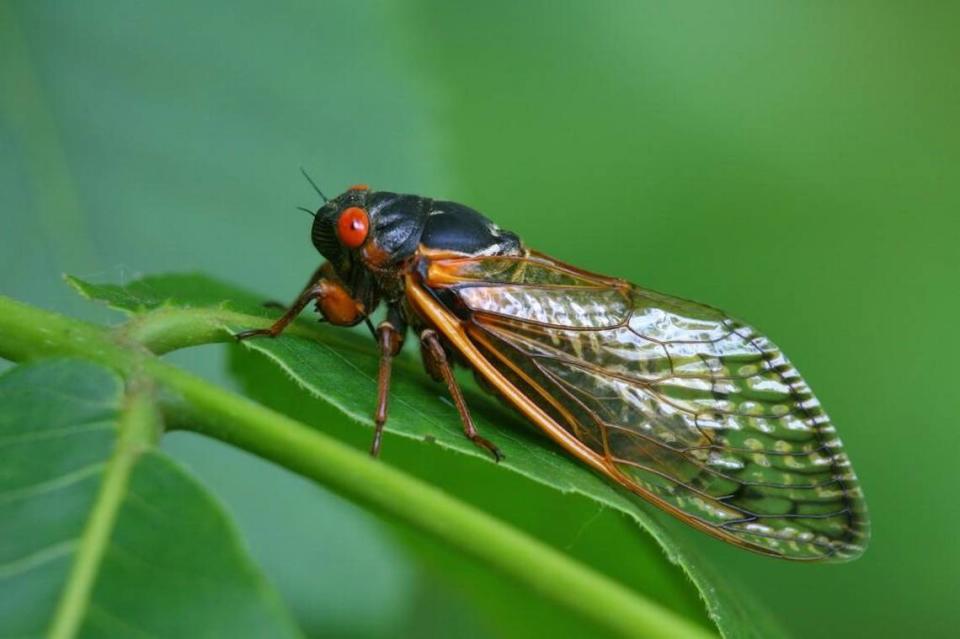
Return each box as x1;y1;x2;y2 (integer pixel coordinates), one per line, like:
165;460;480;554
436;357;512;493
0;463;105;504
0;538;77;580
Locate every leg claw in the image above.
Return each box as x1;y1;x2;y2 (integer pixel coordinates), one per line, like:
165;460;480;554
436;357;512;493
369;428;384;458
234;328;275;341
472;435;504;463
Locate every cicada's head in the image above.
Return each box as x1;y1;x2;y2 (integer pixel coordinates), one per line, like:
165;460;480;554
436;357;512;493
311;185;432;280
310;184;373;266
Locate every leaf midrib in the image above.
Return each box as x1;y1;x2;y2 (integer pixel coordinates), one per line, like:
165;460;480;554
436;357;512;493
47;387;159;639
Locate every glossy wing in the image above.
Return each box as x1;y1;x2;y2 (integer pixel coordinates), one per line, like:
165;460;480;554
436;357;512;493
421;252;869;561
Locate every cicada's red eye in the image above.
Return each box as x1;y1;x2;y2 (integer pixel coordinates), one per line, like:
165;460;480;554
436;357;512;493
337;207;369;248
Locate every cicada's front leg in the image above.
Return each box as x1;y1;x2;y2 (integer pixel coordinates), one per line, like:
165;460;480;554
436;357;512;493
234;264;365;340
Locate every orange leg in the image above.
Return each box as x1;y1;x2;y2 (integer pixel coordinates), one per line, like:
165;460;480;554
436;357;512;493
235;267;364;340
236;265;326;340
420;329;503;462
234;288;324;340
370;317;404;457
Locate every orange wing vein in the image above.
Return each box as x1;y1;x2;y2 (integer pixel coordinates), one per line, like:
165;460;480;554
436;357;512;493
406;251;869;561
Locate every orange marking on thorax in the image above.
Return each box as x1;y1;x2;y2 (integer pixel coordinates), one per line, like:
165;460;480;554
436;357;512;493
361;239;393;268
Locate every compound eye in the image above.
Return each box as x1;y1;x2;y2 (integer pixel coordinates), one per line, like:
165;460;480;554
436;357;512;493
336;207;369;249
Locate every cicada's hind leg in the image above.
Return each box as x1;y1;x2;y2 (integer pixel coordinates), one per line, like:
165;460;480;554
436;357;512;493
419;328;504;462
370;306;406;457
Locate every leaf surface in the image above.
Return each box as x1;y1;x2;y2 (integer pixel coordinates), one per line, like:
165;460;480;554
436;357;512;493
0;359;301;639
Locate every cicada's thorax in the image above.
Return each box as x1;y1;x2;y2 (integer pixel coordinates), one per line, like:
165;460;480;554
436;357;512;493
317;191;524;318
362;192;523;263
416;199;523;259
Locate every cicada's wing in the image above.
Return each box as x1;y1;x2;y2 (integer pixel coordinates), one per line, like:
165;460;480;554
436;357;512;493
414;252;868;561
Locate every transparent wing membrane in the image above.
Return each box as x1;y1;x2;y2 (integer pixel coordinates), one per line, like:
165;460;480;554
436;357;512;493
424;253;869;561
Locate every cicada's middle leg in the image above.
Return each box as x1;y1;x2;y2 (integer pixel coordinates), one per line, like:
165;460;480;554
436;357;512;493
370;305;406;457
419;328;504;463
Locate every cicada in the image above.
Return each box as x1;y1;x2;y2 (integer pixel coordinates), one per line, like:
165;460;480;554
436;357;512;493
237;182;869;562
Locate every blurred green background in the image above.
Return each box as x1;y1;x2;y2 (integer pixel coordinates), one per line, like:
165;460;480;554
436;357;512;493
2;1;958;637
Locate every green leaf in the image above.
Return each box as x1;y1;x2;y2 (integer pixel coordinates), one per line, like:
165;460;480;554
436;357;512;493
0;358;301;639
227;346;646;639
64;273;266;316
70;272;788;639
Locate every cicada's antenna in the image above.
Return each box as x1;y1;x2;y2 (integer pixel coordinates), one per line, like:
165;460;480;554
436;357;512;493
296;206;316;218
300;166;329;203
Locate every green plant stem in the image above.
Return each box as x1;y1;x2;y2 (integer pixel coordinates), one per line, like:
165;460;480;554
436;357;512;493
0;294;715;639
113;306;370;358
